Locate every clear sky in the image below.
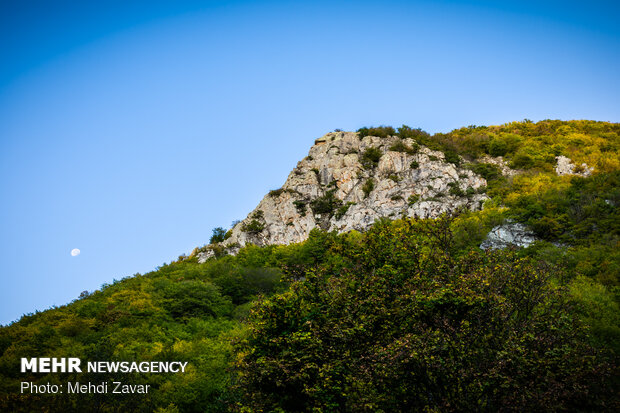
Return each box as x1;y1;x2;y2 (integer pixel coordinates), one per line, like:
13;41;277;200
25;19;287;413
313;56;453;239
1;0;619;325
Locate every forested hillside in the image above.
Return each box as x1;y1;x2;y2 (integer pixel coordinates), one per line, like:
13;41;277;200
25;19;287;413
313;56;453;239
1;120;618;412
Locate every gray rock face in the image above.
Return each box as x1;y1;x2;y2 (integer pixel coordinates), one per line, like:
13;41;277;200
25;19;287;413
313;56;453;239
197;131;489;262
480;222;538;250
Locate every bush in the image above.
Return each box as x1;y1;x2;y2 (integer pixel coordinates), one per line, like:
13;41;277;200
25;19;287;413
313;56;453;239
448;182;464;196
488;138;509;156
357;126;395;139
443;150;460;165
268;188;284;197
242;211;265;234
397;124;431;140
362;178;375;198
389;140;419;155
410;161;419;169
511;150;535;169
293;200;307;216
310;190;342;216
237;218;612;411
335;202;355;220
360;147;383;169
210;227;227;244
469;162;502;182
242;220;265;234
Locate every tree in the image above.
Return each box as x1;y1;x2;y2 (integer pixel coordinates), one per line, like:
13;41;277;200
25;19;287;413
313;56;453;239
236;217;615;412
210;227;227;244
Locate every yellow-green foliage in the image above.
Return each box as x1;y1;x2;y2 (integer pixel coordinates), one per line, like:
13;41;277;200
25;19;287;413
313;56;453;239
438;120;620;286
441;119;620;172
0;230;348;412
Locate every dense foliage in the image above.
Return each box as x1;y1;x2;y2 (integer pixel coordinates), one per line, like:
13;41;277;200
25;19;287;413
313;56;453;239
0;247;291;412
236;218;616;411
1;120;618;412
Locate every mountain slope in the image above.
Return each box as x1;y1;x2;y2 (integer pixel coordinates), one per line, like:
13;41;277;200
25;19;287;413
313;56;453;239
197;120;619;261
1;120;618;412
198;130;487;260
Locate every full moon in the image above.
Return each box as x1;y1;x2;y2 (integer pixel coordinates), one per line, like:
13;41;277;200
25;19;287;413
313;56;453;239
71;248;81;257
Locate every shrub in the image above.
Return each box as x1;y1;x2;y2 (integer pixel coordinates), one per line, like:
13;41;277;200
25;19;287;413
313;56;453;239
362;178;375;198
410;161;420;169
408;194;420;205
268;188;284;197
335;202;355;220
389;140;419;155
397;124;431;140
237;218;611;411
357;126;395;139
242;220;265;234
448;182;464;196
293;200;307;216
443;150;461;165
242;210;265;234
511;151;535;169
488;138;509;156
469;162;502;182
210;227;227;244
310;190;342;216
360;147;383;169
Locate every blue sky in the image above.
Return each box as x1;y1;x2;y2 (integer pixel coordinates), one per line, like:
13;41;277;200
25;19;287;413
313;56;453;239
0;0;618;325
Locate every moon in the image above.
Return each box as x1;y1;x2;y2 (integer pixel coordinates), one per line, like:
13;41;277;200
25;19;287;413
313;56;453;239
71;248;81;257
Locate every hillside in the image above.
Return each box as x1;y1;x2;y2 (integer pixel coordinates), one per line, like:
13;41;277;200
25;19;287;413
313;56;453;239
1;120;618;412
199;129;487;258
198;120;619;262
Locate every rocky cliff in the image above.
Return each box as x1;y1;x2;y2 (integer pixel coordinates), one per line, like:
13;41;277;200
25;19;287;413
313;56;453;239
197;131;488;262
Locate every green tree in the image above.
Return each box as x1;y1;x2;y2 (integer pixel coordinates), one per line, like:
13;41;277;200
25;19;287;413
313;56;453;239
210;227;227;244
237;218;615;412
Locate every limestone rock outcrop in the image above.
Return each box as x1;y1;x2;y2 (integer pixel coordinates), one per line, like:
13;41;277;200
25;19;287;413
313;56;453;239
555;155;593;177
197;131;489;262
480;222;538;250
